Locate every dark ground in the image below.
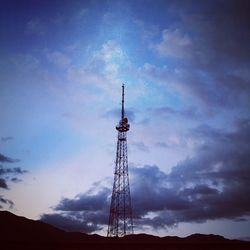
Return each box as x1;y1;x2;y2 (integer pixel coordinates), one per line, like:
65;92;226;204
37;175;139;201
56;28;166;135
1;211;249;250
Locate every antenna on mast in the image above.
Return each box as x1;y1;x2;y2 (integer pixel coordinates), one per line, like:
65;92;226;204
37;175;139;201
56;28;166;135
116;84;129;132
122;83;125;120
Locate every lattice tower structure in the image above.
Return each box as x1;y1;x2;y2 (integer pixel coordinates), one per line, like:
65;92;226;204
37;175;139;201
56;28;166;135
107;84;134;237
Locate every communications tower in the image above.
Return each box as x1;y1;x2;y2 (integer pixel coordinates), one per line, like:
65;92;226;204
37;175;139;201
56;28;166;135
107;84;134;237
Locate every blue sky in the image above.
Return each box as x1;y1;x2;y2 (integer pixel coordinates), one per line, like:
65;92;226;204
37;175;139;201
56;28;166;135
1;0;250;240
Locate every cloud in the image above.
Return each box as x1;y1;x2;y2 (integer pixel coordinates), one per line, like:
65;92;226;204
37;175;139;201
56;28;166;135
65;40;126;94
0;167;28;175
41;118;250;233
41;186;110;233
0;195;14;209
130;165;190;218
129;118;250;226
0;165;28;192
164;119;250;223
154;29;192;58
143;1;250;111
11;177;22;183
164;0;250;66
55;187;110;211
0;178;8;189
99;40;125;63
0;153;27;208
0;153;19;163
91;40;129;78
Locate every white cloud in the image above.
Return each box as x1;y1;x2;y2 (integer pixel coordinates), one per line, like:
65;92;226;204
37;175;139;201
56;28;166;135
65;40;129;96
154;29;192;58
95;40;128;67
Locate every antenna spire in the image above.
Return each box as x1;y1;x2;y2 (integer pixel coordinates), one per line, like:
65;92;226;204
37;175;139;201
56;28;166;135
122;84;125;120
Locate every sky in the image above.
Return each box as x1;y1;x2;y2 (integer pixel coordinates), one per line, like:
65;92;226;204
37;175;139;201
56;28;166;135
0;0;250;240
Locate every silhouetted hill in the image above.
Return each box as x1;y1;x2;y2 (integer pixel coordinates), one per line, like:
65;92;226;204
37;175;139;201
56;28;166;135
1;210;249;250
1;210;67;241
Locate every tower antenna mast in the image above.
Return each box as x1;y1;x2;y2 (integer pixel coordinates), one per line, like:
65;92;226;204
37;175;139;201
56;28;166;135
107;84;134;237
122;84;125;120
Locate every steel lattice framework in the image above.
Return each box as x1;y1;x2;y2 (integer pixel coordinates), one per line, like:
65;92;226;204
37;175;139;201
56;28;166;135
107;84;134;237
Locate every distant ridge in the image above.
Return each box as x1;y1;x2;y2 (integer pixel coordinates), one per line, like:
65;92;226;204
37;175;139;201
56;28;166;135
1;210;249;250
0;210;66;241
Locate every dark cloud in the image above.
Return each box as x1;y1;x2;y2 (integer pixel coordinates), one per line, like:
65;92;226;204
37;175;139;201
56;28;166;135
0;195;14;209
0;178;8;189
11;177;22;183
0;153;27;209
132;118;250;226
130;165;191;218
146;0;250;111
0;153;19;163
184;0;250;65
41;187;110;233
42;118;250;233
55;187;110;211
165;119;250;222
0;167;28;175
